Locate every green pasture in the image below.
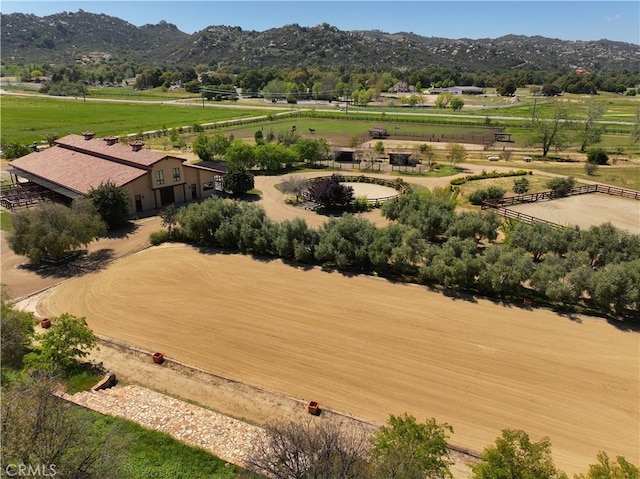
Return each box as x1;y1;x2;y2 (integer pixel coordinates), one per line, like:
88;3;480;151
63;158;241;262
0;95;275;145
478;92;639;122
0;211;13;231
82;410;251;479
86;85;198;101
525;162;640;191
216;116;499;144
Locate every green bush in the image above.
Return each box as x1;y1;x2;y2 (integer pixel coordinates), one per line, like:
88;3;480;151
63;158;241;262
450;169;531;186
469;186;506;205
149;230;170;245
546;177;576;197
586;147;609;165
513;177;530;194
353;196;371;212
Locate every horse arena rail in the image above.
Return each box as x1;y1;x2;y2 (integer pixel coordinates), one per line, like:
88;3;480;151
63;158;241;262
482;183;640;228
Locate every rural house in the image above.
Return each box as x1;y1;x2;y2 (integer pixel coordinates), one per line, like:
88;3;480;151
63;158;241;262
7;132;226;213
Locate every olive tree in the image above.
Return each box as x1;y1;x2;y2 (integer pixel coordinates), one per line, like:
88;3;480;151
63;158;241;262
8;201;107;264
1;299;35;368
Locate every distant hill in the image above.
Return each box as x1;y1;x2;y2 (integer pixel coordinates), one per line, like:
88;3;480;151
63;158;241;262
2;11;638;72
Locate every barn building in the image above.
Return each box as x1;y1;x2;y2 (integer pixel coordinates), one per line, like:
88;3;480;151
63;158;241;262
6;132;225;213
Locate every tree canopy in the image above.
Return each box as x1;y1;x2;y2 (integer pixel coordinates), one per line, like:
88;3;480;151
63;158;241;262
8;200;107;264
86;180;129;229
472;429;566;479
369;414;454;479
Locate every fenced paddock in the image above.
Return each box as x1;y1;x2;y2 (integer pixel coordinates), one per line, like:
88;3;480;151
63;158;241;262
0;183;69;210
483;184;640;233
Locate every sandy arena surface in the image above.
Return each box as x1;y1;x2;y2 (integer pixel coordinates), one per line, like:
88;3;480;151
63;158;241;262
509;194;640;234
33;243;639;475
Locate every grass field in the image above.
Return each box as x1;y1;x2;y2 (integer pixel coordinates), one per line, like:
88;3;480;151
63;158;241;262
0;211;13;231
0;95;274;144
86;409;248;478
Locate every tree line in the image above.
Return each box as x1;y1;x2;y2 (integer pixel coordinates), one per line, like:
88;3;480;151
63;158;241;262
249;413;638;479
154;193;639;318
9;60;639;100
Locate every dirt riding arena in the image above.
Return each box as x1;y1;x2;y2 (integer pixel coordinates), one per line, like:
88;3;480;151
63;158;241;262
508;194;640;234
34;244;639;475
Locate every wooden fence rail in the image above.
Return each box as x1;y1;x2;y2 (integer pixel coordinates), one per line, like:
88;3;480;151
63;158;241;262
483;184;639;209
482;183;640;228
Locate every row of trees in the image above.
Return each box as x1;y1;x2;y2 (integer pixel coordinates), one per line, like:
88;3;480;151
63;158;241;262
193;131;331;169
250;413;638;479
162;193;639;316
14;57;638;100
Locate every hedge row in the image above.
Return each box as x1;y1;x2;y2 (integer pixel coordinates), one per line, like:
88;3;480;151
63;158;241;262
450;169;532;186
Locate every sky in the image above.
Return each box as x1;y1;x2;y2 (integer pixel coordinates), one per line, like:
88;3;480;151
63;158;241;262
2;1;639;45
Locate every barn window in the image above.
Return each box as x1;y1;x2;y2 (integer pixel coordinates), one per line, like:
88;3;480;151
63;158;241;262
156;170;165;185
172;167;181;182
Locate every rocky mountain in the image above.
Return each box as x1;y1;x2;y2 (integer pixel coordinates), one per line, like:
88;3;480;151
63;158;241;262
1;11;638;72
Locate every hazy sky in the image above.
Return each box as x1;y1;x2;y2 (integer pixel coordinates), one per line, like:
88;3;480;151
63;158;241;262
2;1;639;44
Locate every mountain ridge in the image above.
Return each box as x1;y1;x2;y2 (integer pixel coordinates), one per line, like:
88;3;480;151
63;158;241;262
1;10;638;71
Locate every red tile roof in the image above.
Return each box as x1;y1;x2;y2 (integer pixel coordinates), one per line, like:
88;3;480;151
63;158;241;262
10;148;147;195
55;134;174;167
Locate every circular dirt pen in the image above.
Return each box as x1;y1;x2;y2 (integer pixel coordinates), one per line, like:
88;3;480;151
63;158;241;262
35;244;639;474
343;181;401;202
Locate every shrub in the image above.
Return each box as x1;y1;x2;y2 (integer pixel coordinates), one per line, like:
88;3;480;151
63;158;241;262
546;177;576;197
584;162;599;176
149;230;170;245
469;186;506;205
586;147;609;165
513;177;530;194
450;169;530;186
353;196;371;212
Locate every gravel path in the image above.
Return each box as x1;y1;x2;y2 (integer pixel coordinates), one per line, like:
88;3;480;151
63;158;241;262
61;385;265;467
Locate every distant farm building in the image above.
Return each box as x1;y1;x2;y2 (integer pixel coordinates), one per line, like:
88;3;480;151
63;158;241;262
333;148;360;163
369;127;389;139
429;86;484;95
388;152;414;166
